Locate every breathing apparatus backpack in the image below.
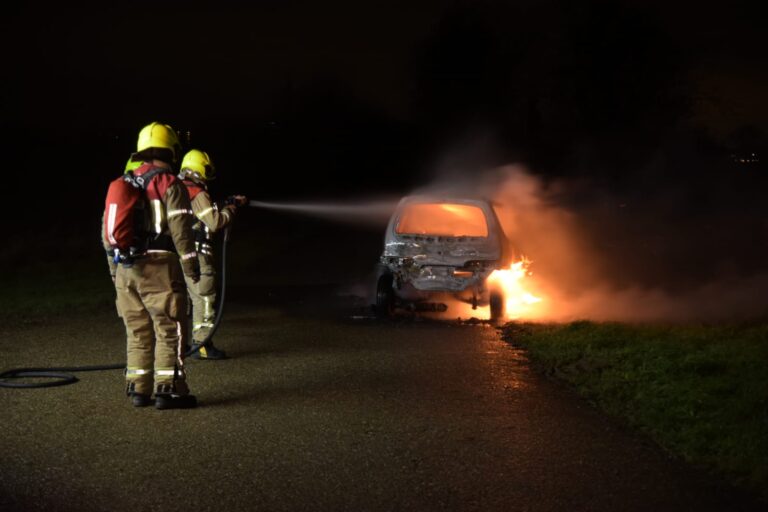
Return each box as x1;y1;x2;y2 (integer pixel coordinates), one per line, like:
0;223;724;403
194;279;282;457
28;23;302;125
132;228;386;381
103;165;168;267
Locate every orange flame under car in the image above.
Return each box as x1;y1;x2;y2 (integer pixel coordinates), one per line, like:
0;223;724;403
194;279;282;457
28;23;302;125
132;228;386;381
487;258;543;319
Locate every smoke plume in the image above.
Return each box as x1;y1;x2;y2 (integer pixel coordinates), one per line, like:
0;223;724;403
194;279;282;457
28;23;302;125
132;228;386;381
417;164;768;322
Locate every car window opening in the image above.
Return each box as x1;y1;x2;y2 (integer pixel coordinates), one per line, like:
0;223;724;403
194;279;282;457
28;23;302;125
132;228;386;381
396;203;489;237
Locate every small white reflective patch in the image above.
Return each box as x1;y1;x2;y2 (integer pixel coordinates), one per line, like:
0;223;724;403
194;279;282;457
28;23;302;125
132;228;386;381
107;203;118;245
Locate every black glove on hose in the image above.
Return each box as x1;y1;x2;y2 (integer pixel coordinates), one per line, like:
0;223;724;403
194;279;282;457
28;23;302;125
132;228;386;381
225;195;248;207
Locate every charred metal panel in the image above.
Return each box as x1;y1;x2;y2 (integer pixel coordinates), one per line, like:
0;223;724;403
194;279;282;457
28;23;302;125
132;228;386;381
380;196;509;295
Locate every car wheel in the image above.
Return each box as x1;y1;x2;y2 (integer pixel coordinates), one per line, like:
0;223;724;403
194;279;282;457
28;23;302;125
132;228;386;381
376;273;395;318
490;290;504;321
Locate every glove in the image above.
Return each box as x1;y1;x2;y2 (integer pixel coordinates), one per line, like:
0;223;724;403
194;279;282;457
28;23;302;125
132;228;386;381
225;195;248;208
181;257;201;283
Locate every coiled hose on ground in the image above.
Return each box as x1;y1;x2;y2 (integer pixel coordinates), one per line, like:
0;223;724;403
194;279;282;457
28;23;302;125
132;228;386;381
0;228;230;389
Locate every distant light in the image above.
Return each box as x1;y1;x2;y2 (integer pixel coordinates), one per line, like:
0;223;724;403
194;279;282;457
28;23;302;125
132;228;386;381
731;152;759;164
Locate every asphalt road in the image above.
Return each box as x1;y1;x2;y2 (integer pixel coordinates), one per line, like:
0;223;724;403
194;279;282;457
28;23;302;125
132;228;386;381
0;287;762;512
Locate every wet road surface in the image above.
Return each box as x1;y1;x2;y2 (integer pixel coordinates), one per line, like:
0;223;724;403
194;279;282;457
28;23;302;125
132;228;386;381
0;289;762;511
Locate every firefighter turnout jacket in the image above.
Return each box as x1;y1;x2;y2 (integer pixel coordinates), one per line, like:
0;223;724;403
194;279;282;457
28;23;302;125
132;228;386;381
103;162;198;277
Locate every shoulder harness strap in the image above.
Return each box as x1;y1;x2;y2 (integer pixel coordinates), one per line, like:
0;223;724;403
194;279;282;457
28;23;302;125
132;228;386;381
123;167;171;190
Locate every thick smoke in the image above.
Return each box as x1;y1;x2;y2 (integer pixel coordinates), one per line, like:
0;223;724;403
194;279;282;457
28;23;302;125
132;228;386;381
416;164;768;322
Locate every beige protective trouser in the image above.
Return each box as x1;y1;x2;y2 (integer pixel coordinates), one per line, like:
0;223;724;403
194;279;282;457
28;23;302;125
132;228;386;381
184;253;217;343
115;252;190;396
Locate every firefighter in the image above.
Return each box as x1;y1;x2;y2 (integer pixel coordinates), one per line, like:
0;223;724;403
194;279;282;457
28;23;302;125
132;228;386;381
178;149;247;359
103;122;200;409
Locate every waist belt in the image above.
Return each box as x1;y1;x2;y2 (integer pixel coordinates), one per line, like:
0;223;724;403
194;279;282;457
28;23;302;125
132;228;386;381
144;250;178;260
109;234;176;268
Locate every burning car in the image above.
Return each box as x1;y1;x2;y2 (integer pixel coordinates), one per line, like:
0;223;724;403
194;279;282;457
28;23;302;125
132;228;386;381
375;196;513;320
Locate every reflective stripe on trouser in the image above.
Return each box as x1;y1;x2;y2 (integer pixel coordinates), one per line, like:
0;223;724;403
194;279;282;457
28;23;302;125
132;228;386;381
115;254;190;396
126;367;152;392
184;254;216;343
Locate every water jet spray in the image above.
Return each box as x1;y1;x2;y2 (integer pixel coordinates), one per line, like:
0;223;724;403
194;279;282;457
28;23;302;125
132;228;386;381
248;199;398;225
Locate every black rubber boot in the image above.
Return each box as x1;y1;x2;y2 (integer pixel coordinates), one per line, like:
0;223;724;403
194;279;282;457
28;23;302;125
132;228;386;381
126;382;151;407
130;393;152;407
154;383;197;410
190;342;228;360
155;394;198;410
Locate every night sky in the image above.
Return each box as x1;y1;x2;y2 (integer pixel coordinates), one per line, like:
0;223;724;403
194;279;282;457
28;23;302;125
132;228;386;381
2;0;766;238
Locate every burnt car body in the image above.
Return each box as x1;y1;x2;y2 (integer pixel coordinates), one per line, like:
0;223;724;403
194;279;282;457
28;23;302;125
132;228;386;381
375;196;512;319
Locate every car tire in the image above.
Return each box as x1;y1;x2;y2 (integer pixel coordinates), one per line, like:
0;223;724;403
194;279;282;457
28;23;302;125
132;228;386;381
490;290;504;321
376;273;395;318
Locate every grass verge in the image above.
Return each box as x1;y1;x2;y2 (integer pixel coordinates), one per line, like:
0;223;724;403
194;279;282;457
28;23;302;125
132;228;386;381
0;256;115;324
501;320;768;500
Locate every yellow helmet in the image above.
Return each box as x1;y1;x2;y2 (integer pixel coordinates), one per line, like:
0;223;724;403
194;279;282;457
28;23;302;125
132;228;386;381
136;122;181;162
124;157;142;173
180;149;216;181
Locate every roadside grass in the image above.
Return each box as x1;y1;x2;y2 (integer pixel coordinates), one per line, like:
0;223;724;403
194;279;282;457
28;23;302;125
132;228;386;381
501;320;768;500
0;256;115;323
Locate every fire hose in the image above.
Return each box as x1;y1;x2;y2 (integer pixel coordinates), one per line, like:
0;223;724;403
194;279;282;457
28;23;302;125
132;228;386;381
0;227;231;389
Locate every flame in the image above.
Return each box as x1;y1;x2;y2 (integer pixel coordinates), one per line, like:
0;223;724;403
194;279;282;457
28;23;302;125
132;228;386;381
396;203;489;237
487;257;543;319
